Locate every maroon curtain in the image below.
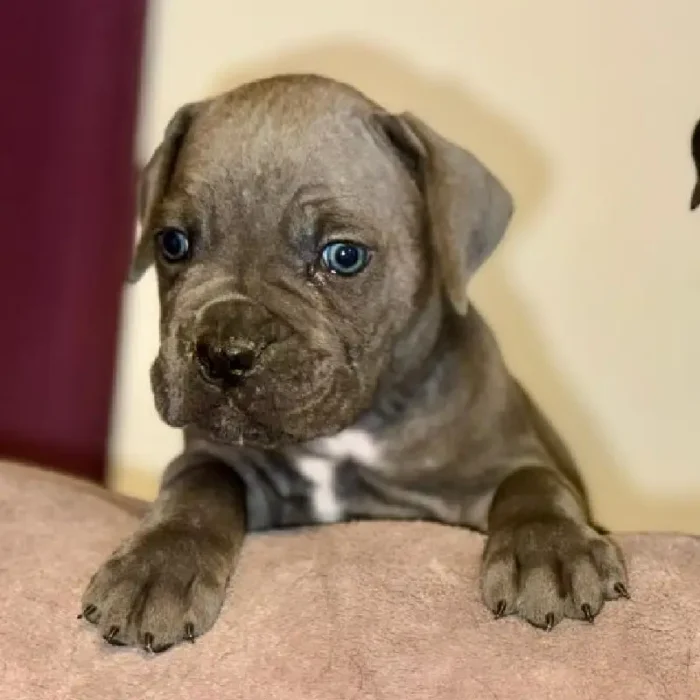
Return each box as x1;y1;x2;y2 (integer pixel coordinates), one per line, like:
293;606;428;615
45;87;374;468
0;2;147;482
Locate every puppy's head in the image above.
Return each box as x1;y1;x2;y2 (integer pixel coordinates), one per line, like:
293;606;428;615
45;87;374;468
130;74;513;447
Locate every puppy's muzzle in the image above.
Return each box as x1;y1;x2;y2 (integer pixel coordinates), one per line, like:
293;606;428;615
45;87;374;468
192;297;290;389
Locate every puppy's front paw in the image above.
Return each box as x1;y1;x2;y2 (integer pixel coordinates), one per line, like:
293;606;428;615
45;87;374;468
80;526;231;652
480;517;629;630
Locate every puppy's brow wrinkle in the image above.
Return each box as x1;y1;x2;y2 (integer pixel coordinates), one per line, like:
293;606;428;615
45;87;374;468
285;188;375;248
280;185;332;253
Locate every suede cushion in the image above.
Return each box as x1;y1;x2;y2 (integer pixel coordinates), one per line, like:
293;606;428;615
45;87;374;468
1;459;699;699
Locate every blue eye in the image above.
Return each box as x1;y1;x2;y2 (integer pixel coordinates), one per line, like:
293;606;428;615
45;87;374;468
157;227;190;262
320;241;370;276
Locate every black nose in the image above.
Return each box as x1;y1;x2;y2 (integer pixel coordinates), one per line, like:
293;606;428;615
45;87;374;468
195;340;257;386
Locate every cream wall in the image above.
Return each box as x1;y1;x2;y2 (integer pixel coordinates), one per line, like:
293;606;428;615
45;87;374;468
107;0;700;533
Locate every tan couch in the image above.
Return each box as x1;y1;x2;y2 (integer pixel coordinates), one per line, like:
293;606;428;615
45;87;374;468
1;458;699;699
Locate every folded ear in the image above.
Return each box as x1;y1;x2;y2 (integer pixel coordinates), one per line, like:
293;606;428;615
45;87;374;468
373;112;514;315
128;102;200;283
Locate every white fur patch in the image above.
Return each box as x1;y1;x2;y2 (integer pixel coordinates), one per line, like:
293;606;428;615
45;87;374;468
294;455;341;523
294;429;382;522
316;429;380;465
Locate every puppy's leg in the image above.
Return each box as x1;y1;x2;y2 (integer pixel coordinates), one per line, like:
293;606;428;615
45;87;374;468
480;466;629;630
80;453;245;651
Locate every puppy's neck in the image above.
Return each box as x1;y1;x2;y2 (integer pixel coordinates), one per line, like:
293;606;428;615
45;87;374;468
361;299;472;434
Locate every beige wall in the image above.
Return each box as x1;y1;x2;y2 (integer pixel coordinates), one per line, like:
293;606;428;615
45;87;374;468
108;0;700;533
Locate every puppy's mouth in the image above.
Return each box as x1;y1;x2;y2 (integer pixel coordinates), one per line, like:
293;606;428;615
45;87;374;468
192;407;297;450
150;339;365;448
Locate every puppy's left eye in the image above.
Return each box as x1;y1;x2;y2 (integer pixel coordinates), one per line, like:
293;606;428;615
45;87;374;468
156;227;190;263
320;241;370;276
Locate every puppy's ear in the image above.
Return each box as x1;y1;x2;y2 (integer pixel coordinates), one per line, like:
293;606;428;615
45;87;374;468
690;118;700;211
373;112;514;315
128;102;199;283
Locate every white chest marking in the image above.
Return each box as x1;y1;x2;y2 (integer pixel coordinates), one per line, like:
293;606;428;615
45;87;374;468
294;454;339;522
295;429;381;522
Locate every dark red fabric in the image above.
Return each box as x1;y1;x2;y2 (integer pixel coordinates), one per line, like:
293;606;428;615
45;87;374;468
0;2;147;482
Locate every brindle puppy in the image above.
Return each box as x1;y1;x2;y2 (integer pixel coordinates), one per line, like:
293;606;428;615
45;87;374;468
80;74;628;653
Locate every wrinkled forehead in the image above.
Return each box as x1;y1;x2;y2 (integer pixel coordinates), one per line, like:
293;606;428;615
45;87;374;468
164;90;418;235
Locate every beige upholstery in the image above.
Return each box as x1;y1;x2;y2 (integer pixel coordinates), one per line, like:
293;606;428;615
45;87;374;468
1;459;699;699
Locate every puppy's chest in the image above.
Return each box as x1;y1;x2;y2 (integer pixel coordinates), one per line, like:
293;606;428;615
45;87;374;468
241;429;458;531
290;429;383;525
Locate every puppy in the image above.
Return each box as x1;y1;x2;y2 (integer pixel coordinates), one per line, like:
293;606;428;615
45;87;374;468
80;74;629;652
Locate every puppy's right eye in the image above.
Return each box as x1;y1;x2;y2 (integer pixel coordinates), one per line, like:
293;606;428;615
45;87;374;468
156;227;190;263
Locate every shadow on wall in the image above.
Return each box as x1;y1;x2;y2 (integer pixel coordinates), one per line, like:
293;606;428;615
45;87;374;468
132;41;698;532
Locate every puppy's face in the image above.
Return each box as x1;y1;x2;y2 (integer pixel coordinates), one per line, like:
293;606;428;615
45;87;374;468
137;78;428;446
131;75;513;448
